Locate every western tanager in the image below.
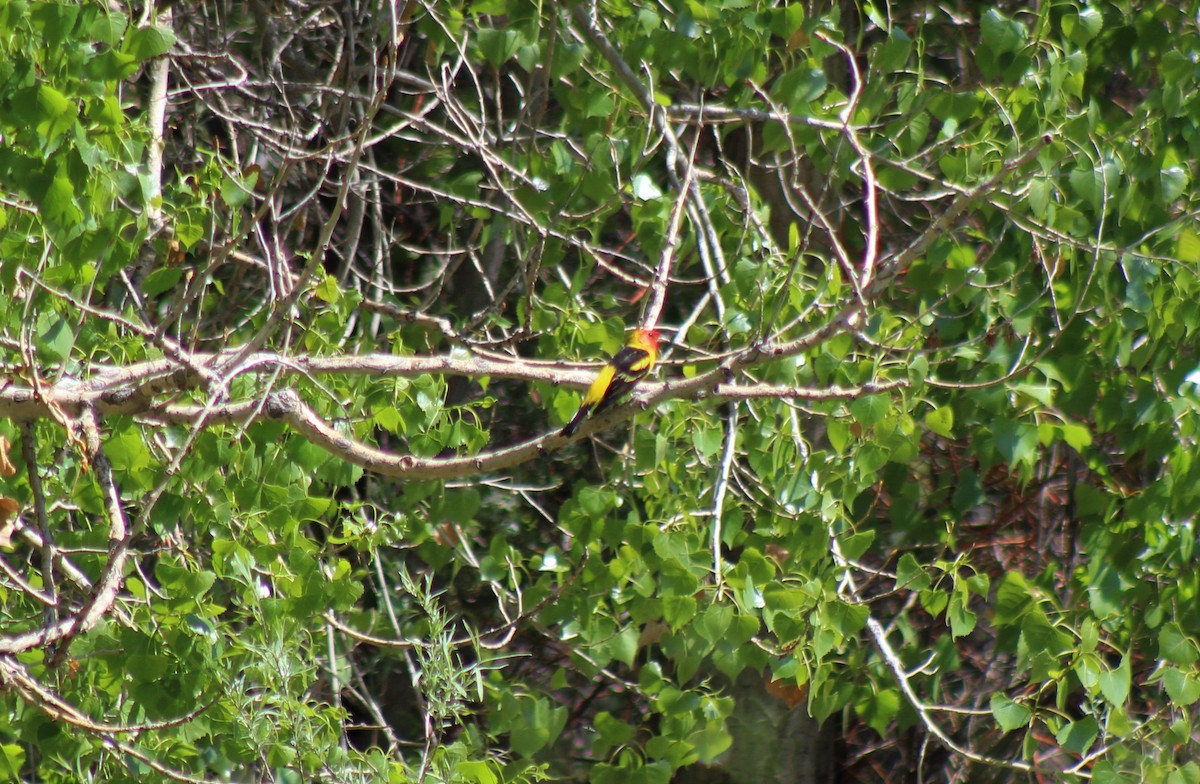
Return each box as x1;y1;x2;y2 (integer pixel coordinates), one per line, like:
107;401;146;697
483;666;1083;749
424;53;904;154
561;328;661;437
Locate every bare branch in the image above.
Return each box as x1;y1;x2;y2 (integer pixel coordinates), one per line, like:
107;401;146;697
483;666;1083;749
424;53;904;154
20;421;56;620
817;32;880;289
829;536;1035;774
46;409;131;667
709;402;738;587
0;656;222;784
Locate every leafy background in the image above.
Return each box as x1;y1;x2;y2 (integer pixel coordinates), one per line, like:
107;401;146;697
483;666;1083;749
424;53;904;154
1;1;1199;782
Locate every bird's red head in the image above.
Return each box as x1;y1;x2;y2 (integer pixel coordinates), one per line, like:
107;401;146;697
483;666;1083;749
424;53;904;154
630;328;661;354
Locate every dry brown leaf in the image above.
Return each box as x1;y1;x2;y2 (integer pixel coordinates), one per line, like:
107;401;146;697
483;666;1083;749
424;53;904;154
0;496;19;548
0;436;14;477
764;676;808;708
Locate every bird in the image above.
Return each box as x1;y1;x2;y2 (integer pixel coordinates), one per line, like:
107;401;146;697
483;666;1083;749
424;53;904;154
561;328;661;437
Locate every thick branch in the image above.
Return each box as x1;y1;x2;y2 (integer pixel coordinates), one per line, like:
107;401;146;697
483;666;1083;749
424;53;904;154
137;373;901;480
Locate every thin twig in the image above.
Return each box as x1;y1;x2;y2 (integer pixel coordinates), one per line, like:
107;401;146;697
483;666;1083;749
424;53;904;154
20;422;56;623
710;402;738;587
817;32;880;288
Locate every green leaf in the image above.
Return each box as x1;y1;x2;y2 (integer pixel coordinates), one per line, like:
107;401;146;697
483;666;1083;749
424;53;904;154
855;687;900;735
1092;761;1137;784
875;33;912;73
578;486;617;518
1159;623;1199;666
895;553;932;592
1176;228;1200;263
1063;7;1103;46
663;594;697;630
1075;651;1101;692
1170;763;1200;784
220;172;254;208
1058;421;1093;452
692;425;723;460
1029;177;1053;220
690;721;734;764
762;584;811;612
948;590;976;638
157;561;217;599
0;743;25;780
992;420;1040;467
186;614;216;638
612;625;639;667
981;9;1026;54
125;24;175;60
89;9;128;43
1073;483;1110;522
1086;563;1126;618
454;761;497;784
441;489;480;524
477;27;522;67
823;601;868;637
582;89;616;119
1071;158;1122;209
1098;655;1131;706
924;406;953;437
771;67;827;107
850;395;890;427
314;275;341;304
36;169;84;232
1020;608;1070;658
1012;382;1055;408
827;419;850;453
1162;667;1200;706
515;43;540;73
631;173;664;201
508;696;567;757
36;84;77;143
1166;717;1193;748
36;314;75;362
1055;716;1098;753
30;2;79;47
594;711;635;752
840;530;875;562
696;603;733;644
105;426;152;472
127;653;171;684
1161;166;1189;204
142;267;182;298
990;693;1031;732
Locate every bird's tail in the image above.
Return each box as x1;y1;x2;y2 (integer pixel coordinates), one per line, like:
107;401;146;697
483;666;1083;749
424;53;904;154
560;405;592;437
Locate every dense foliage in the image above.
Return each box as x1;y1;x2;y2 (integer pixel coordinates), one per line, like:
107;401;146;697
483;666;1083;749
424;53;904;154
1;1;1199;782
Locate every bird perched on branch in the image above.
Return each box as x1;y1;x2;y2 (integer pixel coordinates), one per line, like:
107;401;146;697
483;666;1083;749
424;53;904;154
561;328;661;437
